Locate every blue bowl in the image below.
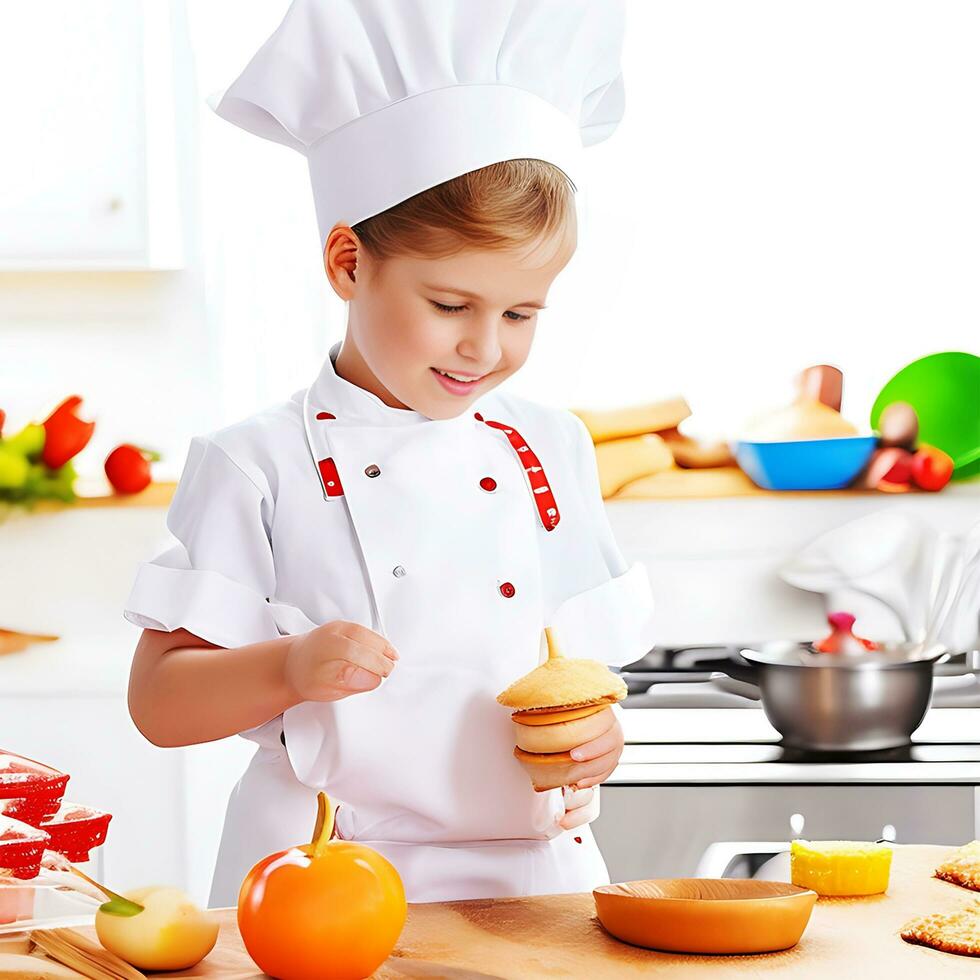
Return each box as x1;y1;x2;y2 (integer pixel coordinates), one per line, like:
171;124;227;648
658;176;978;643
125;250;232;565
732;436;878;491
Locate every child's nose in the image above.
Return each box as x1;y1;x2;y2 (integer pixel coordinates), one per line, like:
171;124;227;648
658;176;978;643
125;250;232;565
457;319;503;365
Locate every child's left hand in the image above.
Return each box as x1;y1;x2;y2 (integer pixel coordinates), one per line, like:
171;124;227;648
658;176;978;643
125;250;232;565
556;709;624;831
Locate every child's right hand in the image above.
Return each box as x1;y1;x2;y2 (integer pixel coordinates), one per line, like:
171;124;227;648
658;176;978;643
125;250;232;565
284;620;399;702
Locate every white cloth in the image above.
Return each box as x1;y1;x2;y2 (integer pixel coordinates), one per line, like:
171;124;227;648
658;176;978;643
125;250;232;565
780;510;980;652
124;342;655;907
208;0;626;246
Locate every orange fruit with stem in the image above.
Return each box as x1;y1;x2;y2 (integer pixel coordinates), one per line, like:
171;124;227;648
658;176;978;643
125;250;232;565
237;791;406;980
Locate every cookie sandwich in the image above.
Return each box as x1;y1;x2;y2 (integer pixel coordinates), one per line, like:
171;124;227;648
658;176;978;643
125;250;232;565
496;626;627;792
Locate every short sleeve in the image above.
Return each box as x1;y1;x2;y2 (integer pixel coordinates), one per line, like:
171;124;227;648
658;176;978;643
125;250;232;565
550;414;656;669
122;436;281;649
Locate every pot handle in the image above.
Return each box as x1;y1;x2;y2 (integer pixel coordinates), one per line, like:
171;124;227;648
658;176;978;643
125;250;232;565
697;656;761;687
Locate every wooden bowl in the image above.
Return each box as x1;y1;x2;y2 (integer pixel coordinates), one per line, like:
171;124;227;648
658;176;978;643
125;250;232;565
593;878;817;954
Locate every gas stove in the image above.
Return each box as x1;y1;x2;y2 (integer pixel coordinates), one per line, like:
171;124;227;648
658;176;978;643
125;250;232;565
594;645;980;886
619;644;980;709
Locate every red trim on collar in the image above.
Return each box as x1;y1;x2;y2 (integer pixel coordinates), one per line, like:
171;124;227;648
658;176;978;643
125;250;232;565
311;407;559;526
474;412;561;531
317;457;345;497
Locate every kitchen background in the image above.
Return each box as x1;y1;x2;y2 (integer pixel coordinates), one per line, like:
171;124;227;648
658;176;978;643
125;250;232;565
1;0;979;908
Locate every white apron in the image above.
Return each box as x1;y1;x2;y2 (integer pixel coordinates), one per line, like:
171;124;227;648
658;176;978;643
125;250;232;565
123;342;655;908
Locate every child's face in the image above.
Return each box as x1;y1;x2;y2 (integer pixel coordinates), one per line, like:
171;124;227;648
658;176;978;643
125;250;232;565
327;224;575;419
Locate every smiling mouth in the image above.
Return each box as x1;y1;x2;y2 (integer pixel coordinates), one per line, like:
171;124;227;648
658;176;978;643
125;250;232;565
432;368;487;382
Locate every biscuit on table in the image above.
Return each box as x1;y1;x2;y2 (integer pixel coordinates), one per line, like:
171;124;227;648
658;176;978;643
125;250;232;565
934;840;980;892
900;901;980;957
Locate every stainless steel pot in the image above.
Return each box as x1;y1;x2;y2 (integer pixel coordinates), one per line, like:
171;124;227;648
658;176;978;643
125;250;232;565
711;642;948;752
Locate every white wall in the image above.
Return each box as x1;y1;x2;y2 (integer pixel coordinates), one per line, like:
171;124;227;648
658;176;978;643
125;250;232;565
533;0;980;438
2;0;978;482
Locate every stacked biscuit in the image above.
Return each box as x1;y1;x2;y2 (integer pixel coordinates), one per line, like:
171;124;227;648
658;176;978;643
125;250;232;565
496;627;626;792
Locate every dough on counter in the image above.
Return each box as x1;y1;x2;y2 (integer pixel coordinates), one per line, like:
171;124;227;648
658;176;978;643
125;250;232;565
900;901;980;957
573;398;691;443
742;399;858;440
935;840;980;892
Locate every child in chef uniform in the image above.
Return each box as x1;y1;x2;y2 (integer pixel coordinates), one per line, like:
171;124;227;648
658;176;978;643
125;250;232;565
124;0;655;908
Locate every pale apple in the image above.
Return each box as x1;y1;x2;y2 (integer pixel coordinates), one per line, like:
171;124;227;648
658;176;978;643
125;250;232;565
94;885;219;971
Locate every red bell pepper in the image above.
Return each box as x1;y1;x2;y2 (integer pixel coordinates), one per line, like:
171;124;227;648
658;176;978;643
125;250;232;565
41;396;94;469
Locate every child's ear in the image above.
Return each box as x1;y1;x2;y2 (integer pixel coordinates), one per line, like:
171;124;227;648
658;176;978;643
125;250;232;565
323;224;359;299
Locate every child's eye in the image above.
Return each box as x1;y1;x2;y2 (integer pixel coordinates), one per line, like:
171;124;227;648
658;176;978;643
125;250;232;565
429;300;531;322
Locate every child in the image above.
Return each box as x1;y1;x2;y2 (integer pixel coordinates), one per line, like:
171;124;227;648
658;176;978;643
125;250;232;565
124;0;654;908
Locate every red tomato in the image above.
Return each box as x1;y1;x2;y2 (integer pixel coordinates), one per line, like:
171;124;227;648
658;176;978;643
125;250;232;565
910;444;954;492
104;444;159;494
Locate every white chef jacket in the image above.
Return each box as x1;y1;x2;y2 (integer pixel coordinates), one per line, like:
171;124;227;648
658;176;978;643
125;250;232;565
123;341;655;907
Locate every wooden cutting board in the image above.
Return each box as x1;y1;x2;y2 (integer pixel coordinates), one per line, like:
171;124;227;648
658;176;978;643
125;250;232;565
64;845;975;978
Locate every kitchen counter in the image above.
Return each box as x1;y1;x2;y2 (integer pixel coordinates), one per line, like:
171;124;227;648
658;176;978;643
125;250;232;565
63;844;978;977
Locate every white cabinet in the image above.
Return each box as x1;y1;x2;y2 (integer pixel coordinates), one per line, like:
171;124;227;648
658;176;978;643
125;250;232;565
0;1;184;269
607;485;980;646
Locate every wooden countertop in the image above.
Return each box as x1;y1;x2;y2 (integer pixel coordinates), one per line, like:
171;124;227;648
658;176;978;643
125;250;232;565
611;466;980;500
2;478;177;512
67;844;978;978
10;470;977;511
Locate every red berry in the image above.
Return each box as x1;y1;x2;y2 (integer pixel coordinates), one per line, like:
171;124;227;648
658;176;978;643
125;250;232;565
911;445;954;492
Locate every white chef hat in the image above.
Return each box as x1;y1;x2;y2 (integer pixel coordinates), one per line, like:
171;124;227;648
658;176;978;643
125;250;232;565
209;0;626;250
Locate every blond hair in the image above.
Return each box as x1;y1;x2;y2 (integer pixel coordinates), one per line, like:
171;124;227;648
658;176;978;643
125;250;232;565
351;158;576;261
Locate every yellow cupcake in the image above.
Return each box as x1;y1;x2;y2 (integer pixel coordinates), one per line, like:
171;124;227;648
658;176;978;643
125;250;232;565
790;840;892;897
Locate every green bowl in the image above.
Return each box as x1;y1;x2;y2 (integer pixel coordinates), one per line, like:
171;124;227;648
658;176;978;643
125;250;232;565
871;352;980;480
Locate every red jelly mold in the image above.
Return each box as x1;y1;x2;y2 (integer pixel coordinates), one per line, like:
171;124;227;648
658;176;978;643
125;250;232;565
0;816;51;880
39;803;112;863
0;751;69;825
